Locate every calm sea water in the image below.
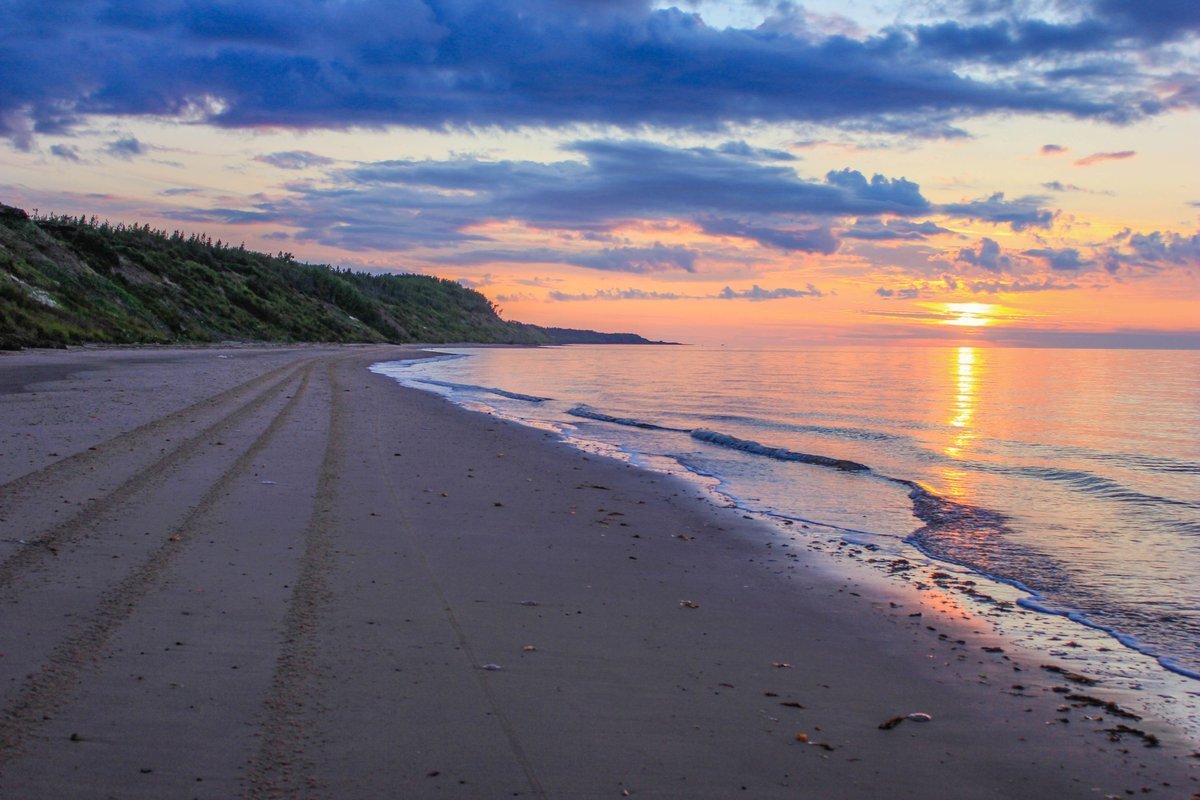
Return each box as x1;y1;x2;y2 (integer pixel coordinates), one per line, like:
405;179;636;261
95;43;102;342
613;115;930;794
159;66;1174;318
373;345;1200;690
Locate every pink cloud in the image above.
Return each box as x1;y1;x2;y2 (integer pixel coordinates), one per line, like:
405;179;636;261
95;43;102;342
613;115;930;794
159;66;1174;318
1074;150;1136;166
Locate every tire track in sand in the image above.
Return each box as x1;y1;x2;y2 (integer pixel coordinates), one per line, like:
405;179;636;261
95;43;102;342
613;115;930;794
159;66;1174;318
0;361;320;768
0;356;300;500
243;360;341;800
0;361;309;589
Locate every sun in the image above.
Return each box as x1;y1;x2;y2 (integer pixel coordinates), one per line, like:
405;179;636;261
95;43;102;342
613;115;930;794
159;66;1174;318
942;303;998;327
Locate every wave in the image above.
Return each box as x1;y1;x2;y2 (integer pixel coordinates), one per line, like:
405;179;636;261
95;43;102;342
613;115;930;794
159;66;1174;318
691;429;871;472
412;378;550;403
567;404;690;432
700;413;910;442
400;352;469;367
994;439;1200;476
1016;597;1200;681
1006;465;1200;509
895;478;1069;594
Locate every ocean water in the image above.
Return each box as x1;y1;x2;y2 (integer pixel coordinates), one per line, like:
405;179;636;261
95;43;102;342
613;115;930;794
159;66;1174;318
372;345;1200;708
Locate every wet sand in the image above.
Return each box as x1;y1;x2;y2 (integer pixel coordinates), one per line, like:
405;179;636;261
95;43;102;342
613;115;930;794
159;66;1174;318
0;344;1195;798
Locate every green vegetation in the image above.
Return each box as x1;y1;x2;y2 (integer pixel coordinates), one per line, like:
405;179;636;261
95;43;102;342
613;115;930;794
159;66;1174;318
0;204;663;350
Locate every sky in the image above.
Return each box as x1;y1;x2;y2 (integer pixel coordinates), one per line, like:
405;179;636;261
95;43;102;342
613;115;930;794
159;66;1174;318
2;0;1198;346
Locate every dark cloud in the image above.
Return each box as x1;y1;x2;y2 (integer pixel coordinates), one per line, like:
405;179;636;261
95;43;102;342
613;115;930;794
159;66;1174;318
159;187;200;196
255;150;335;170
49;143;79;161
105;136;144;159
956;237;1011;271
424;243;698;274
912;0;1200;63
194;140;958;254
913;18;1117;66
1074;150;1136;166
1022;246;1091;270
1;0;1188;146
715;141;797;161
699;217;840;253
549;288;688;301
567;244;699;273
715;283;824;300
842;218;954;240
1124;230;1200;266
1092;0;1200;44
548;283;825;301
874;286;922;299
1041;144;1068;154
939;192;1055;230
968;278;1080;293
1041;180;1111;195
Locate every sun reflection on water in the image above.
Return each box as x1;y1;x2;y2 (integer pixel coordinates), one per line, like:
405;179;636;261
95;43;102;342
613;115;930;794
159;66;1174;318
942;346;981;498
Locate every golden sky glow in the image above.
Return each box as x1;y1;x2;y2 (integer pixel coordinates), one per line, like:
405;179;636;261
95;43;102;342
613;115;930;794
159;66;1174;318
1;1;1197;347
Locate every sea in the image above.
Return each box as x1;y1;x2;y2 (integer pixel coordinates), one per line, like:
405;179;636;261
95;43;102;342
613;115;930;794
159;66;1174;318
371;344;1200;733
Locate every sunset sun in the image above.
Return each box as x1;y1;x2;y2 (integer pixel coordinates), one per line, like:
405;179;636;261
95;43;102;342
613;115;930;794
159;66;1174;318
943;303;999;327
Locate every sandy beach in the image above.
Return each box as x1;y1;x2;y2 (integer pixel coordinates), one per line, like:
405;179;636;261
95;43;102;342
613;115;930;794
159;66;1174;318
0;345;1195;799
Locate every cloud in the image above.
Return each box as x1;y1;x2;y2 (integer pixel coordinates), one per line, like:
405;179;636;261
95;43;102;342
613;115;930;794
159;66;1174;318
455;273;495;289
1074;150;1136;166
715;141;797;162
1041;144;1068;155
913;18;1119;66
842;218;954;240
549;288;689;301
1092;0;1200;44
1022;246;1092;270
182;140;958;256
1122;230;1200;266
716;284;824;300
939;192;1055;230
254;150;336;170
956;237;1011;271
874;286;922;299
548;283;825;301
49;144;80;161
699;217;840;253
1041;180;1111;195
105;136;144;159
2;0;1190;147
968;278;1080;293
824;169;929;211
566;244;699;274
492;291;540;303
427;243;699;274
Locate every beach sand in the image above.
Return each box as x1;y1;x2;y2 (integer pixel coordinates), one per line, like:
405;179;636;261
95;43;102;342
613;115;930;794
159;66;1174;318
0;344;1195;799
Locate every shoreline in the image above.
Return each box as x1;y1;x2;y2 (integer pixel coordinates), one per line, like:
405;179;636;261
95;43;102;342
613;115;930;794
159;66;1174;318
377;345;1200;733
0;344;1195;798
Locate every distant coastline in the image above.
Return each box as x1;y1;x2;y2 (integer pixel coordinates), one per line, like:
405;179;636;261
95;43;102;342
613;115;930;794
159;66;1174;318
0;203;674;350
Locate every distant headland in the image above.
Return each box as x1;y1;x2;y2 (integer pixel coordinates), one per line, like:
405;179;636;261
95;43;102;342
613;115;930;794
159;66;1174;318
0;203;676;350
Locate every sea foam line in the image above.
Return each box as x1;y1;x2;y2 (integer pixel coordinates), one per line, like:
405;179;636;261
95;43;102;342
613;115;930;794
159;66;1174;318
412;378;551;403
691;429;871;472
568;404;690;432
